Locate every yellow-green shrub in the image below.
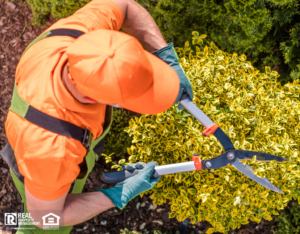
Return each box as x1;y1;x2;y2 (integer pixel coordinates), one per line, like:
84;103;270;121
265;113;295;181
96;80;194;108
124;32;300;233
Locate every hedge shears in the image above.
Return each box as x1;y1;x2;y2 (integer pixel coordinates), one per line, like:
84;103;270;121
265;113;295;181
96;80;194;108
101;94;288;193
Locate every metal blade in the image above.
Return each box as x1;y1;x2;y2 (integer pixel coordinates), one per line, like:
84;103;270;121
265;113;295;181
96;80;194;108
234;150;289;162
231;160;283;194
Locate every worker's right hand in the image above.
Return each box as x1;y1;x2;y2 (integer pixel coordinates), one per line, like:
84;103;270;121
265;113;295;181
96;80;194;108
151;43;194;109
98;161;160;209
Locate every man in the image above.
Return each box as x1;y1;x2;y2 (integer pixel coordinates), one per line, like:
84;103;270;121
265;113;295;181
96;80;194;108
2;0;193;233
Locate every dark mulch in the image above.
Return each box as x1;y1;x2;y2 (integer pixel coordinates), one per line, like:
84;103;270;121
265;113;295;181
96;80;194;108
0;0;278;233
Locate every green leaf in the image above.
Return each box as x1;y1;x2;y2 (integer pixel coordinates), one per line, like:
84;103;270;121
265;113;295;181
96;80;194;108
185;41;189;48
118;159;126;164
169;212;176;219
182;112;192;118
175;173;182;183
233;197;241;206
192;31;199;37
188;188;197;195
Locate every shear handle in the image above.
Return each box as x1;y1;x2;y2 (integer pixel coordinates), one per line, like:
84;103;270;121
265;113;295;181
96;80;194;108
179;94;214;128
101;161;198;184
179;94;235;150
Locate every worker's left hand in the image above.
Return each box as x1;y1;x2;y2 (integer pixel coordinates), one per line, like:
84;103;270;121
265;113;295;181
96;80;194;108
152;43;194;109
98;162;160;209
121;162;146;170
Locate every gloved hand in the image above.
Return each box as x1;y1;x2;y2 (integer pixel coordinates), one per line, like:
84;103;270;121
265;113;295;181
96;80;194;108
121;162;146;170
98;162;160;209
152;43;194;109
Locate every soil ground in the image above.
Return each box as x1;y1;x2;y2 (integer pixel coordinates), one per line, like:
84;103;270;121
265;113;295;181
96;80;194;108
0;0;278;233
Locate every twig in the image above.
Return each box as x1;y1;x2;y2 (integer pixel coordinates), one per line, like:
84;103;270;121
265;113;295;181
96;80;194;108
0;107;7;114
19;22;33;38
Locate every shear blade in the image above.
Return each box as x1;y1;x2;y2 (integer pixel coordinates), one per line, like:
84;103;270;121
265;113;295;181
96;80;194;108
235;150;289;162
231;160;283;194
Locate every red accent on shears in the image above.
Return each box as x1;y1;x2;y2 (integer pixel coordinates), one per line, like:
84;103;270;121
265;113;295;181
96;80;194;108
202;123;219;136
192;154;202;171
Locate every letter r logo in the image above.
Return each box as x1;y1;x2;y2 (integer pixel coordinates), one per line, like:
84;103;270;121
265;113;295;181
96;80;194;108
4;213;17;225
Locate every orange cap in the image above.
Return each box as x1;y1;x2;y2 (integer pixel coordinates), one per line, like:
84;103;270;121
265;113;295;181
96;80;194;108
66;29;180;114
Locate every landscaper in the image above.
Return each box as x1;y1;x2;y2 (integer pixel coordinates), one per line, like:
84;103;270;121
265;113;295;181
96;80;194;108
1;0;193;233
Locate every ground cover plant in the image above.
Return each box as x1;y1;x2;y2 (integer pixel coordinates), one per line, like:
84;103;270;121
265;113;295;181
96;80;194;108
120;229;171;234
122;32;300;233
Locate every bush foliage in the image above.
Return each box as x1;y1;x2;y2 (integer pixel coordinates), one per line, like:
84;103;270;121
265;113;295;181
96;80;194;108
123;32;300;233
103;109;134;159
26;0;300;83
25;0;90;26
136;0;300;83
272;200;300;234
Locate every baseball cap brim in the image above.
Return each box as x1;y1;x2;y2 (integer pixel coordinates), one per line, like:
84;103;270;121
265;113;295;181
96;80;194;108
119;51;180;115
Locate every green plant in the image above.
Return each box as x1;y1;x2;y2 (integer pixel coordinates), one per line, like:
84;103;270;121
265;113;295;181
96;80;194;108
120;229;142;234
25;0;300;83
124;32;300;233
272;200;300;234
135;0;300;84
25;0;91;26
103;108;134;159
120;229;171;234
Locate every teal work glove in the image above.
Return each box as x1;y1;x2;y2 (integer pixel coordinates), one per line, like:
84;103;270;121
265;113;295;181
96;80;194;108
121;162;146;170
152;43;194;109
98;162;160;209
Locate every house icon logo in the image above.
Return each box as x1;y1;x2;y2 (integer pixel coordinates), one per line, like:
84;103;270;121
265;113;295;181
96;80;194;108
42;213;60;226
